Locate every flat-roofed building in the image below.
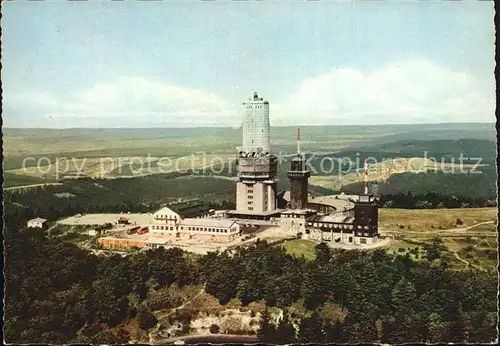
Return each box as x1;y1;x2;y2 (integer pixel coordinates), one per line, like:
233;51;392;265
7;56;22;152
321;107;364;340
98;236;170;249
27;217;47;229
150;217;240;243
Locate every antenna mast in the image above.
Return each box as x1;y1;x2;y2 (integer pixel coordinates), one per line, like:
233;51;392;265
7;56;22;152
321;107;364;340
297;127;301;156
364;157;369;195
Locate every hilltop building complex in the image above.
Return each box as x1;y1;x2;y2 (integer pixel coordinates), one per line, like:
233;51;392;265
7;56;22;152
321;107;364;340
98;92;379;251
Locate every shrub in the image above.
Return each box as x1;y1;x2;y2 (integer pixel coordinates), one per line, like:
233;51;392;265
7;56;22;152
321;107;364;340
464;245;474;252
456;218;464;226
398;248;405;253
209;324;220;334
137;305;158;330
399;225;405;229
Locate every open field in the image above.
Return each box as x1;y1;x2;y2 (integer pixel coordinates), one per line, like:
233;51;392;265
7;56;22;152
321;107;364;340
378;208;498;271
379;207;497;233
3;172;59;188
279;239;318;261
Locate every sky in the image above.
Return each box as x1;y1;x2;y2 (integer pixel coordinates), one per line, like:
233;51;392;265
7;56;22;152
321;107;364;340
1;1;495;128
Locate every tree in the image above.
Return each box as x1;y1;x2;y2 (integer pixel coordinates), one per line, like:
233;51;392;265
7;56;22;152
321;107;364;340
427;312;445;343
137;305;158;330
424;237;445;262
391;278;416;312
257;309;276;343
275;311;296;344
298;310;325;343
314;242;331;266
209;324;220;334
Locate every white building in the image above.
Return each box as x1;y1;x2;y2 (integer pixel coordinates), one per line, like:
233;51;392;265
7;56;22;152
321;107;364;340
27;218;47;229
150;207;240;243
241;92;270;154
153;207;182;226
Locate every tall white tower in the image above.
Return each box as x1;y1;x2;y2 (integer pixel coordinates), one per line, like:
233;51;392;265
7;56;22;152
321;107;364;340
241;92;271;154
234;92;278;217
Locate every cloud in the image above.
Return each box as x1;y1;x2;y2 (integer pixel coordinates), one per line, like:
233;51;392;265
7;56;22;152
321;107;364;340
272;59;495;125
3;59;495;127
3;77;238;127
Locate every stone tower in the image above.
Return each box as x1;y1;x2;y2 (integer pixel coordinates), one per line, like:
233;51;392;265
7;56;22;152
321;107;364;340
287;128;310;210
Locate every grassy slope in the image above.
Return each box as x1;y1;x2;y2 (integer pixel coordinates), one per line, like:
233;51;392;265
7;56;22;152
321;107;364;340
279;239;317;261
379;207;497;232
276;208;497;271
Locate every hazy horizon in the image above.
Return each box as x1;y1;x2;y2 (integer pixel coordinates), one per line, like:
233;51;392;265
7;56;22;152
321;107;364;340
2;2;495;128
2;121;496;131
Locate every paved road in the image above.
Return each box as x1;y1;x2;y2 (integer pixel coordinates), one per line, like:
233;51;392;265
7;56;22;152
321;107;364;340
4;183;63;190
152;333;258;345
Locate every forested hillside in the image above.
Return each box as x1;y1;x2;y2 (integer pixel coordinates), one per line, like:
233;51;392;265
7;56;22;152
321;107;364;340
342;166;497;208
4;231;497;344
3;174;235;230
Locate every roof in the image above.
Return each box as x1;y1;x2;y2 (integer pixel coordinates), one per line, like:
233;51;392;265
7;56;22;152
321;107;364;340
28;218;47;223
226;209;284;216
170;203;211;218
180;218;237;228
146;238;171;245
155;204;211;219
307;214;354;224
280;191;316;203
154;206;179;216
281;209;316;215
310;195;355;211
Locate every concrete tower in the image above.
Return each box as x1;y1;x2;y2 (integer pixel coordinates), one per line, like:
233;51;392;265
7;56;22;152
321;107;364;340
242;92;271;153
235;92;278;216
287;128;310;210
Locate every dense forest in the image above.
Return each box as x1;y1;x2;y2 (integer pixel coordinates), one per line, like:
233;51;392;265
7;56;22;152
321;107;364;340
4;228;497;344
3;174;235;230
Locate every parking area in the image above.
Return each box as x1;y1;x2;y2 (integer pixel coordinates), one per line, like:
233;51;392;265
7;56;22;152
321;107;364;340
58;213;153;227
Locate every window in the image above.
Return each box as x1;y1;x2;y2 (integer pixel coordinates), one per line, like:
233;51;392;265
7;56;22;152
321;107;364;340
249;207;253;210
248;195;253;199
360;238;367;244
348;237;353;243
180;227;183;230
248;201;253;205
